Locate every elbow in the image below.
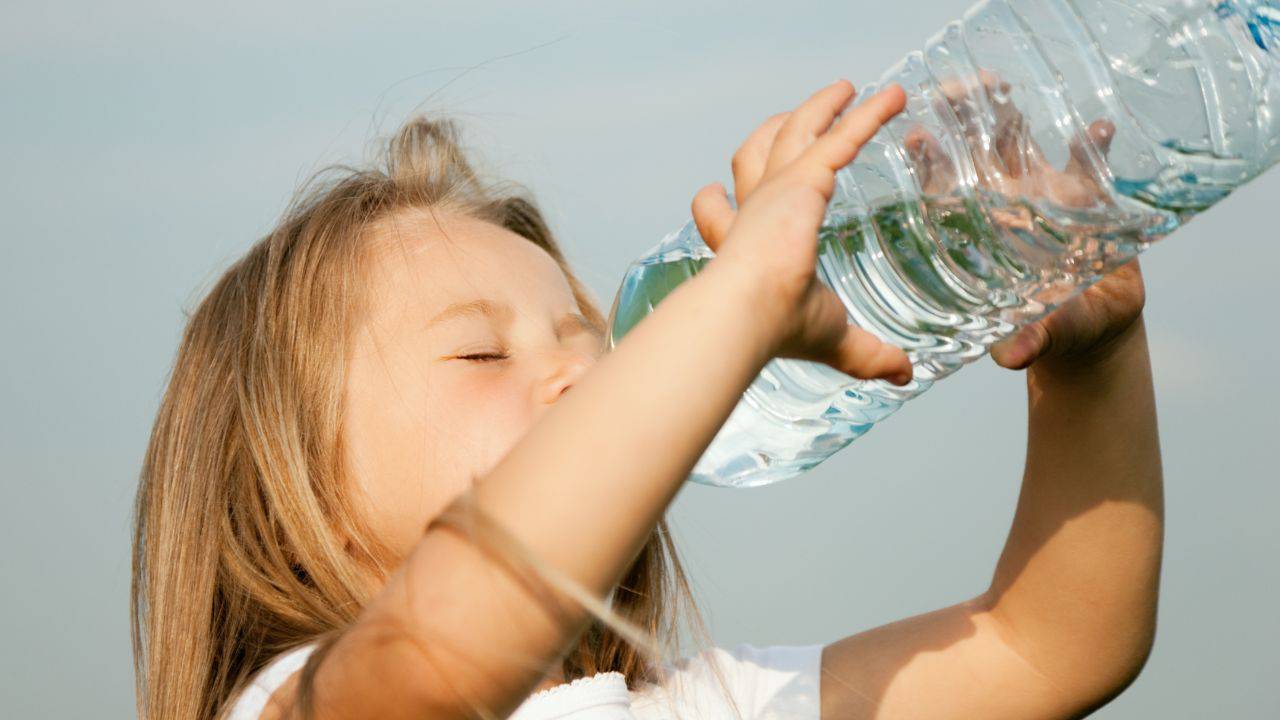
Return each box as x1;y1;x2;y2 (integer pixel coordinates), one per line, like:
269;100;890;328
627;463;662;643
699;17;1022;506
1077;618;1160;715
978;590;1159;712
1095;594;1160;700
1071;642;1155;718
1067;617;1158;715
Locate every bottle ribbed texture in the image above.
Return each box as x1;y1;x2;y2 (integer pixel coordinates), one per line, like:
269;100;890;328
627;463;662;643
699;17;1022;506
606;0;1280;487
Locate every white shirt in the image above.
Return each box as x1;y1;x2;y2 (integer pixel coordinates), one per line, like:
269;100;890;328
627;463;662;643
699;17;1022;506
227;641;823;719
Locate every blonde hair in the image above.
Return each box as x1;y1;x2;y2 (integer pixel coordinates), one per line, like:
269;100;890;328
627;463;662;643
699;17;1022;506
131;115;719;720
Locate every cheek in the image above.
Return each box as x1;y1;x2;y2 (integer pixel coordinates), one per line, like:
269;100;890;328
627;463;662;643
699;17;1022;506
353;371;536;560
436;371;536;476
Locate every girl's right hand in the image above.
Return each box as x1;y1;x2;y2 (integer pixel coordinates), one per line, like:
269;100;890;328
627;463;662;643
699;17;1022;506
692;80;914;386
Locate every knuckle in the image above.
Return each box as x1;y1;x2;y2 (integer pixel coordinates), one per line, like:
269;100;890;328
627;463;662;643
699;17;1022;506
788;162;833;191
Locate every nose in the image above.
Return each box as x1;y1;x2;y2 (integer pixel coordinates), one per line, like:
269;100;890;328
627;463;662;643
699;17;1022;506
537;349;595;405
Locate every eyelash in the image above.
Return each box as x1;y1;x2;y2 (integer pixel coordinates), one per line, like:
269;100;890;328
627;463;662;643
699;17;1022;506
457;352;510;363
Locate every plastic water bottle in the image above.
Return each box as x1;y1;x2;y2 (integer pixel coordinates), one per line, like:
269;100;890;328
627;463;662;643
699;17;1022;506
606;0;1280;488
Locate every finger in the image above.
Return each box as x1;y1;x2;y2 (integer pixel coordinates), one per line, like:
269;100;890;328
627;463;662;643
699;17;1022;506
904;124;957;194
978;69;1007;95
831;324;914;384
936;70;1004;106
732;112;790;205
937;71;1012;165
904;126;934;190
1065;118;1116;179
691;182;736;253
764;79;857;175
936;73;972;105
990;322;1052;370
993;102;1032;178
804;84;907;173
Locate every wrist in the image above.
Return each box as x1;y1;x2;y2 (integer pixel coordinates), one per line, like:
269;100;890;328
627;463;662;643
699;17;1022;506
697;256;787;364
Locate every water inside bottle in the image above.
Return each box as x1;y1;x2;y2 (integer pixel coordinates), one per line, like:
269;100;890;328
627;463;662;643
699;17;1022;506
605;0;1280;487
604;187;1200;487
608;191;1166;356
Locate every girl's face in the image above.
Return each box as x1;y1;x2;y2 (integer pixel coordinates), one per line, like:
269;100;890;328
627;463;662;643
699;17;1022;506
342;209;603;559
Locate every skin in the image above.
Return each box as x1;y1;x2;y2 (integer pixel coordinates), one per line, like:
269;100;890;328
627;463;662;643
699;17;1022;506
342;210;604;567
341;208;604;694
266;79;1160;720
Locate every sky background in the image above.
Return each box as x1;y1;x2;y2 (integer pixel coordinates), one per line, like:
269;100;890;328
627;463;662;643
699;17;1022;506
2;0;1277;716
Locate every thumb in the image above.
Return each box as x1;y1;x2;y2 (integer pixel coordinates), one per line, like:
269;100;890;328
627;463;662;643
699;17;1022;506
990;322;1053;370
830;324;914;385
691;182;736;253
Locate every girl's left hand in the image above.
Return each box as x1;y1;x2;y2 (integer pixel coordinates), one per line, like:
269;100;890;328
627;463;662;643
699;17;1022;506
989;257;1146;371
903;70;1147;372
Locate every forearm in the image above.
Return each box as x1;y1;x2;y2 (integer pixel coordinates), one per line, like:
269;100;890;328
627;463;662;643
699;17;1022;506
982;316;1164;695
327;261;774;718
466;261;772;596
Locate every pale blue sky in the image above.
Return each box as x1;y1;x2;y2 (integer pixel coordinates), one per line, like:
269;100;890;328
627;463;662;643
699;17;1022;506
1;1;1277;716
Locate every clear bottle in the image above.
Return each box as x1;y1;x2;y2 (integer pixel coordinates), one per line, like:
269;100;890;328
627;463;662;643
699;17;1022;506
606;0;1280;488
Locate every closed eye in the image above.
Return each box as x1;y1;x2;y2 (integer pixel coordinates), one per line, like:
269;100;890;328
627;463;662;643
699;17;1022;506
456;352;510;363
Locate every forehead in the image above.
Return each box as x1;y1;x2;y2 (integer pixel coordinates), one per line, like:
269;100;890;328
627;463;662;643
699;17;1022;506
363;208;576;310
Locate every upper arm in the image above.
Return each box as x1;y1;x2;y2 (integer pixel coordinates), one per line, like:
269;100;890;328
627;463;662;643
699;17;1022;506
819;594;1130;720
224;623;457;720
288;619;470;720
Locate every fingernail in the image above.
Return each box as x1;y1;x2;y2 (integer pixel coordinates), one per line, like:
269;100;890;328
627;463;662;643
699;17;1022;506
889;372;912;386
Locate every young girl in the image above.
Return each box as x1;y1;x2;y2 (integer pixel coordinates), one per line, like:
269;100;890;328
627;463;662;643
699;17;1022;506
132;79;1163;720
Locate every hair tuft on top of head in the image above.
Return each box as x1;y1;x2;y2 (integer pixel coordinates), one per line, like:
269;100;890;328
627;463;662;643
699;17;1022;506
384;116;488;206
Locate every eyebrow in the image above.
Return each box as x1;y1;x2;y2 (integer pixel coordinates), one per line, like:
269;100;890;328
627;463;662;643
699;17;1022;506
427;298;605;343
426;298;512;328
